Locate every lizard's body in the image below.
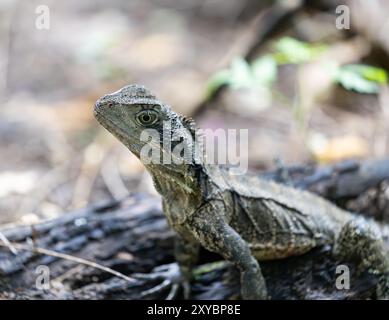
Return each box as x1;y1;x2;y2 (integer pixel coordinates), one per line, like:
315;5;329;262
161;164;350;257
199;166;350;259
94;84;389;299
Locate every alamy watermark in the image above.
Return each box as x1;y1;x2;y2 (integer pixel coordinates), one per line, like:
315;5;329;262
335;5;350;30
35;5;50;30
335;264;350;290
35;265;50;290
139;120;249;175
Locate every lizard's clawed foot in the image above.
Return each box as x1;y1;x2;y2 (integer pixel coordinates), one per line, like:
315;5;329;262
132;263;191;300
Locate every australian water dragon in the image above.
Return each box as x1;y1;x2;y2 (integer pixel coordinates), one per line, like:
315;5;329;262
94;84;389;299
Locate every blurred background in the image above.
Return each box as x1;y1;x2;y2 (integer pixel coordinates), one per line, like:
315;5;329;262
0;0;389;226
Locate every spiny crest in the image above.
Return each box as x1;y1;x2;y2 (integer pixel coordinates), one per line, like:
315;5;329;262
179;115;197;137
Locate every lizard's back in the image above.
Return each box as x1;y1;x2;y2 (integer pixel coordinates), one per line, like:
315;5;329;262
206;165;355;260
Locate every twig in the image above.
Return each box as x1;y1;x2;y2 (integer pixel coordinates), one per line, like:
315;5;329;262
71;131;111;208
0;231;18;255
100;147;129;200
17;162;74;218
0;241;136;283
52;265;85;283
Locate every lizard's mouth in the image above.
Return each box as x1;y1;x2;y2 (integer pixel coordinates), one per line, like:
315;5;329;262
93;110;132;146
93;103;100;117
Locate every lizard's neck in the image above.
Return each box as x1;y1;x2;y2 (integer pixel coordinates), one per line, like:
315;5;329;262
145;163;210;226
146;162;206;205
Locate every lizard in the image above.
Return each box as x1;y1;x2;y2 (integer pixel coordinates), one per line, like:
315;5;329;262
94;84;389;300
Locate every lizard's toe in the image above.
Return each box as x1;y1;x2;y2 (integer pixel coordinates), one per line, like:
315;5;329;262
132;263;191;300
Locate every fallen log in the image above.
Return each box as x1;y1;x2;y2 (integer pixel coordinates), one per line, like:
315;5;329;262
0;158;388;300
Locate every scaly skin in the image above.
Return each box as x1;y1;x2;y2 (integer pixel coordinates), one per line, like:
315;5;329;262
94;84;389;299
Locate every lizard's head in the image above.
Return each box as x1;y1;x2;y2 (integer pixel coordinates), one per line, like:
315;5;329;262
94;84;201;172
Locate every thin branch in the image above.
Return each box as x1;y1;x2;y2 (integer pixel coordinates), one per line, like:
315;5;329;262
0;241;136;283
0;231;18;255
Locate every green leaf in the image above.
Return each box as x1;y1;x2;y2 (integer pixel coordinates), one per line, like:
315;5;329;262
335;64;388;94
205;57;256;99
273;37;327;64
346;64;388;84
228;57;254;89
205;69;231;99
205;56;277;101
251;55;277;86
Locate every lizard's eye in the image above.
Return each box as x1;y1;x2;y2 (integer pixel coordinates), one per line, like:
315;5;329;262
136;110;159;126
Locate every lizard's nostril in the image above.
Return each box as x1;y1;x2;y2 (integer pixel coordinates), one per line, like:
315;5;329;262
94;101;102;115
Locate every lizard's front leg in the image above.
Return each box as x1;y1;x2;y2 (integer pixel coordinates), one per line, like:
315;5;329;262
174;235;200;298
190;207;268;300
